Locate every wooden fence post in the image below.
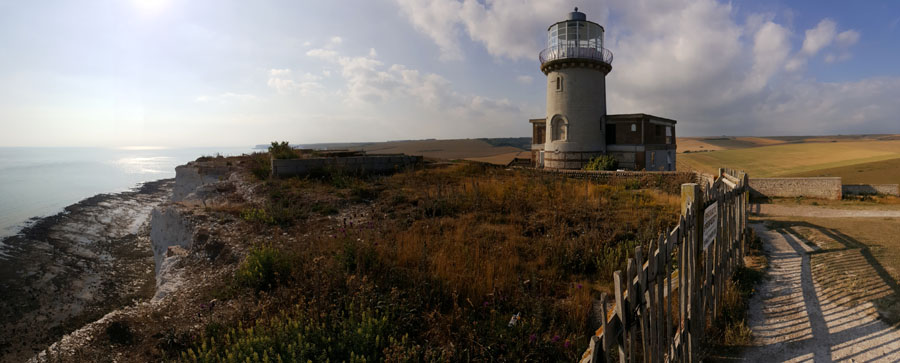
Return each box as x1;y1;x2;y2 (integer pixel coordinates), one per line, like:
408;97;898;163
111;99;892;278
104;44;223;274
680;183;701;363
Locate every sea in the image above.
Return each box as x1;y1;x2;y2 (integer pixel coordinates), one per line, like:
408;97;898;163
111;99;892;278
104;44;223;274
0;146;255;242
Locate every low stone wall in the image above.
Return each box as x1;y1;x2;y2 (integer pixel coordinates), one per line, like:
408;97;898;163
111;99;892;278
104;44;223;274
749;177;842;200
842;184;900;196
271;155;423;177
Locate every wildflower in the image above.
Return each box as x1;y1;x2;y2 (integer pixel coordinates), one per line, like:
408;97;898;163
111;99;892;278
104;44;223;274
483;301;489;307
529;334;537;343
564;340;571;348
577;283;583;289
552;335;560;342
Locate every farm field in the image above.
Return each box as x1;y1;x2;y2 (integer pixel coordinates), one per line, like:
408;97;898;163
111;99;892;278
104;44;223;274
786;157;900;184
678;139;900;178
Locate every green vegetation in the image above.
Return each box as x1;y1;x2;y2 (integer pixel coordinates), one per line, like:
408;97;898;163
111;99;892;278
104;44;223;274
269;141;298;160
234;246;292;293
248;152;271;180
174;161;686;361
583;155;619;171
706;228;766;358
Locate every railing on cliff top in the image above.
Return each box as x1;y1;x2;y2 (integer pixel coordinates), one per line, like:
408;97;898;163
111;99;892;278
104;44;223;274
580;168;750;363
539;46;614;66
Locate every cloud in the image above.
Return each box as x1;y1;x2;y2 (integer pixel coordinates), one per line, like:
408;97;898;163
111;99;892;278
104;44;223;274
304;45;521;117
195;92;258;104
801;19;837;55
266;69;323;95
393;0;572;60
836;30;861;47
516;75;534;84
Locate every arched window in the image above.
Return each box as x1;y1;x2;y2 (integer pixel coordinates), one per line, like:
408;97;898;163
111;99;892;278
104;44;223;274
551;115;568;141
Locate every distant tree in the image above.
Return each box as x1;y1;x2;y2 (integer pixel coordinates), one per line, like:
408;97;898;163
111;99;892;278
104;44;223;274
583;155;619;171
268;141;297;160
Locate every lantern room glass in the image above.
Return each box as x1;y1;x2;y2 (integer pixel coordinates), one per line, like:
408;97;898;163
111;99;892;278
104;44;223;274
547;21;604;53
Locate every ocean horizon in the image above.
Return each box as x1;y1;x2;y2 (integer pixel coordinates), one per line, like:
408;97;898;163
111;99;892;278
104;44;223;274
0;146;255;242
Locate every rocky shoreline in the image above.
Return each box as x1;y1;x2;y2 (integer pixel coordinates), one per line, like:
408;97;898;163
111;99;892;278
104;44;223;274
0;179;173;363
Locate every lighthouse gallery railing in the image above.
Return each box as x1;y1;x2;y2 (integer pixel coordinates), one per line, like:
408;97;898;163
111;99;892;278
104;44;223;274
539;46;614;65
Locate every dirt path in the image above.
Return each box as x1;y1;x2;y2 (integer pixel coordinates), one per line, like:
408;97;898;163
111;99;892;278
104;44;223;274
741;223;900;362
752;204;900;218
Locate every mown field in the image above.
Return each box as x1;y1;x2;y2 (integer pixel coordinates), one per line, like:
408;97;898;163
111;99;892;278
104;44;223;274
678;140;900;181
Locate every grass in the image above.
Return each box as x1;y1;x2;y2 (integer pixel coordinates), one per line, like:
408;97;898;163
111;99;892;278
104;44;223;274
678;140;900;177
705;228;767;360
177;161;686;362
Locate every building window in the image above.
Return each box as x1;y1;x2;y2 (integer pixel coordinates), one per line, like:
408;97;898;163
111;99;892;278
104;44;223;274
631;123;636;132
655;125;662;137
551;115;567;141
555;76;563;91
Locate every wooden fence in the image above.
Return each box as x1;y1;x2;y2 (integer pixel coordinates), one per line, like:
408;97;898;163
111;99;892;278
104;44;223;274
580;168;750;363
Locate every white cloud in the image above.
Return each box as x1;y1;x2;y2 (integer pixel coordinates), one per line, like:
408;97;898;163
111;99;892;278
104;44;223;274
801;19;837;55
195;92;258;104
330;36;343;45
836;29;860;47
304;45;521;117
266;69;323;95
516;75;533;84
393;0;572;60
306;48;339;61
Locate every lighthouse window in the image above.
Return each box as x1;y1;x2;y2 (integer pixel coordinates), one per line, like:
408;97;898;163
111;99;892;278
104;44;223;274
556;77;563;91
551;116;567;141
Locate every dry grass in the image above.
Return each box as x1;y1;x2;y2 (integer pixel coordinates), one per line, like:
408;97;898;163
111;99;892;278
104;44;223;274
175;161;686;361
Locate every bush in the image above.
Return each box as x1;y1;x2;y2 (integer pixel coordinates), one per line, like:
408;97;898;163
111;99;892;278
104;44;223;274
235;246;292;292
106;321;134;345
248;152;270;180
583;155;619;171
268;141;298;160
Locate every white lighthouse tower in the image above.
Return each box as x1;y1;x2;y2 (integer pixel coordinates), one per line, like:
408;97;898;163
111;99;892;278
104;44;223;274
538;8;613;169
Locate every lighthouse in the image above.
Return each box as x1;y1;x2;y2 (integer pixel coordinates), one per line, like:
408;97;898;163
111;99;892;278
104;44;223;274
529;8;678;171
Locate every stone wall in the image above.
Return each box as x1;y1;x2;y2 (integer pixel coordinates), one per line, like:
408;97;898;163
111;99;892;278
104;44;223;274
842;184;900;196
749;177;842;200
271;155;423;178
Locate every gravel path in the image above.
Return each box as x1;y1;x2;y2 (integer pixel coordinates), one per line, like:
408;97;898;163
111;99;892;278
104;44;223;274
752;204;900;218
741;223;900;362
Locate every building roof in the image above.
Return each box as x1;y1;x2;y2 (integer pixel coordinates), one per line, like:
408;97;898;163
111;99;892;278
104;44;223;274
606;113;677;124
529;118;546;124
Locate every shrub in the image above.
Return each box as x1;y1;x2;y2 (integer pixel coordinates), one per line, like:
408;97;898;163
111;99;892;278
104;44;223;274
240;207;275;225
268;141;298;160
583;155;619;171
248;152;270;180
235;246;292;292
106;321;134;346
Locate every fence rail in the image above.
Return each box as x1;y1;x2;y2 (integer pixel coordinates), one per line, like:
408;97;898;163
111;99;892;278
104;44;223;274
581;168;750;363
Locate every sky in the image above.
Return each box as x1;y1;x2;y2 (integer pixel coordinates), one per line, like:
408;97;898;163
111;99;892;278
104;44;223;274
1;0;899;147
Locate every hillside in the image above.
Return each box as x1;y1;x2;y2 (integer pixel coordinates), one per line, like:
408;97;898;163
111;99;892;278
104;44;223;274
32;157;691;362
678;138;900;182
